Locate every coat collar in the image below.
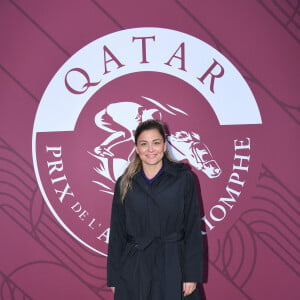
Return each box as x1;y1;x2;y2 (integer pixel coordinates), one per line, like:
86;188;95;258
133;157;188;181
163;157;188;176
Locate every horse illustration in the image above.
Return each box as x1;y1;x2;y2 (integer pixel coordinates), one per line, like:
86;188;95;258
167;131;221;178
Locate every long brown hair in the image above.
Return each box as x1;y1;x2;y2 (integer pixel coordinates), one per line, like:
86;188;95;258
119;119;172;201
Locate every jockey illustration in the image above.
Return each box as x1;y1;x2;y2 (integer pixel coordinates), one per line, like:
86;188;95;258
94;101;162;159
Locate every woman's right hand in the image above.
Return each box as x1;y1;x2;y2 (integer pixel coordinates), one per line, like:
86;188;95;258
111;287;115;294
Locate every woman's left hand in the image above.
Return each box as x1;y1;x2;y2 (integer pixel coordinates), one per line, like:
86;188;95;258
182;282;197;297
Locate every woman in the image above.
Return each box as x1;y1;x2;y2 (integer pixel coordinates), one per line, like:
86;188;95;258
107;119;203;299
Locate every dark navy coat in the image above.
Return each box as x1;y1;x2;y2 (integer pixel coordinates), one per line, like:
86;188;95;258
107;159;203;300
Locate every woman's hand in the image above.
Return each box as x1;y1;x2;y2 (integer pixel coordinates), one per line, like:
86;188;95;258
182;282;197;297
111;287;115;294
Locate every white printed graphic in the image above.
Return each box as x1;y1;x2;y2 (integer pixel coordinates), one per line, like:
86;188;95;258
89;97;221;194
32;27;261;255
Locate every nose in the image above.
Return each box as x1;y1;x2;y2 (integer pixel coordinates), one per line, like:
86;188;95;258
148;143;154;152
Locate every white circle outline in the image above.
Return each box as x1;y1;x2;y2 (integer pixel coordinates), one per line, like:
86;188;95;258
32;27;262;256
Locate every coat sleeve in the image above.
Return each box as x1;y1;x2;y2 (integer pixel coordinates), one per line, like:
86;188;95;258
107;177;127;287
182;171;204;283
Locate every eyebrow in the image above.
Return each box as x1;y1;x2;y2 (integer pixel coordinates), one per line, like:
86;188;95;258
138;138;163;143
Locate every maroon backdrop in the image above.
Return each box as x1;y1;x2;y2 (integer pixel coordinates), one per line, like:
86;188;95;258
1;1;299;300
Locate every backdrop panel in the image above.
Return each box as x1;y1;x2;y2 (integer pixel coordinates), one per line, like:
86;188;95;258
0;1;299;300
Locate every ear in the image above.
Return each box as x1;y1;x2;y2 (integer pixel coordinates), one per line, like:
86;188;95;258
135;145;139;154
164;141;167;152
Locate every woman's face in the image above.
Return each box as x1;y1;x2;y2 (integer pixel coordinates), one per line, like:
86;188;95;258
135;128;167;169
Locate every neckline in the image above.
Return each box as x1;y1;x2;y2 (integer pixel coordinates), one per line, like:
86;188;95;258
141;164;164;184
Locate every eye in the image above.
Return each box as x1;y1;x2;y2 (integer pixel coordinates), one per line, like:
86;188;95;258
154;141;161;145
140;142;147;146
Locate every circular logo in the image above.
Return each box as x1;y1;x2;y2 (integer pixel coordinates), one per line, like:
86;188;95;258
32;28;262;256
